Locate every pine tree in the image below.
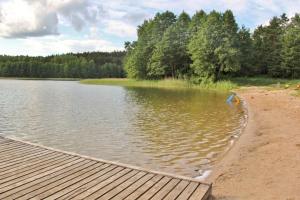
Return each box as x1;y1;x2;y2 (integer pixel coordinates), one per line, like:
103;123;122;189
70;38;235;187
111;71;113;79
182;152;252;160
238;26;255;76
189;10;207;34
253;14;289;77
282;14;300;78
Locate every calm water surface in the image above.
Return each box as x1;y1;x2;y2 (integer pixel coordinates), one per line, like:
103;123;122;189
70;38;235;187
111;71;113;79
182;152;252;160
0;79;245;177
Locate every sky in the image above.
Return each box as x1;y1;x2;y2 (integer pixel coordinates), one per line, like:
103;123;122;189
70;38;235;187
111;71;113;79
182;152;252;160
0;0;300;56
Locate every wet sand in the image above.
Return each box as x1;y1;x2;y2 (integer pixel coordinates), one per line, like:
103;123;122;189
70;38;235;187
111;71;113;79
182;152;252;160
208;87;300;200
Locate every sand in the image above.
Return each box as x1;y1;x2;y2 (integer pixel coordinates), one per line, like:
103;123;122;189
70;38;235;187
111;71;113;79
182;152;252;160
207;87;300;200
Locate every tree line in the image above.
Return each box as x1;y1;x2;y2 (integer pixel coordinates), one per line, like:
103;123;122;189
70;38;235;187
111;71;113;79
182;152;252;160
0;52;125;78
1;10;299;81
124;10;300;82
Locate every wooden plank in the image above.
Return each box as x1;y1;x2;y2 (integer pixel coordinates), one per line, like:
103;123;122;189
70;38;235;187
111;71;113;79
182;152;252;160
65;168;132;199
0;137;211;200
0;139;22;146
55;166;125;200
1;147;45;162
0;144;42;157
0;155;79;189
150;179;181;200
176;182;199;200
0;151;62;176
122;175;164;200
0;138;12;143
0;141;27;150
0;138;29;147
9;161;99;199
188;184;212;200
0;147;55;164
0;145;45;157
19;163;109;200
84;170;140;199
0;147;50;164
0;158;87;199
47;164;117;200
8;137;208;184
0;151;56;173
97;171;147;200
0;152;69;179
0;150;57;170
162;180;190;200
111;173;157;200
0;150;54;169
137;176;172;199
0;140;36;150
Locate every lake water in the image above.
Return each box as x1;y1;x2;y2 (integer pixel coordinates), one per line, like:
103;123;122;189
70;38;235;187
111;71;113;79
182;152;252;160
0;79;246;177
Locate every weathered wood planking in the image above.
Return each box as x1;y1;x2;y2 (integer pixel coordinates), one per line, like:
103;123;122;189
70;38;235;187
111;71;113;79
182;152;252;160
0;136;212;200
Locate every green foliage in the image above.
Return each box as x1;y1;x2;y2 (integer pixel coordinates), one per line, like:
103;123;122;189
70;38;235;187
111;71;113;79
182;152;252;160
281;14;300;78
231;76;300;88
148;12;191;79
124;11;177;79
125;10;300;81
3;10;300;81
189;10;207;34
237;26;255;75
81;78;237;91
188;11;240;82
0;52;125;78
251;13;300;78
253;14;289;76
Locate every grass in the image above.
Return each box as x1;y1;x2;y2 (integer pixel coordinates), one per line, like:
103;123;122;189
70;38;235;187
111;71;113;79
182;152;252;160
80;78;238;91
231;76;300;96
81;76;300;93
230;76;300;88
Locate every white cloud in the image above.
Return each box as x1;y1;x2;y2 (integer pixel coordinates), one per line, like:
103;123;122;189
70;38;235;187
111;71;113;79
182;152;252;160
104;20;137;38
0;0;58;38
0;0;103;38
0;0;300;56
1;0;300;39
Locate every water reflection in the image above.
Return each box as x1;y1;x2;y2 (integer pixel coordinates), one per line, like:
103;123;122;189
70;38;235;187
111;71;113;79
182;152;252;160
0;80;245;177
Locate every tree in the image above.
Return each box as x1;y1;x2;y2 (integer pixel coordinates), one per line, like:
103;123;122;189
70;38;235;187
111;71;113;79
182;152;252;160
189;10;207;34
0;52;125;78
124;11;176;79
253;25;268;74
148;12;191;79
253;14;289;77
188;11;240;82
281;14;300;78
237;26;255;76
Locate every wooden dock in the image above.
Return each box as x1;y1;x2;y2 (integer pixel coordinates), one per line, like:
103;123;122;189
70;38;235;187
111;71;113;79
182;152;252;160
0;136;211;200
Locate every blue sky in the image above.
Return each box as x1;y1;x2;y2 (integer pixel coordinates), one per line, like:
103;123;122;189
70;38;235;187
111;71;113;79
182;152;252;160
0;0;300;56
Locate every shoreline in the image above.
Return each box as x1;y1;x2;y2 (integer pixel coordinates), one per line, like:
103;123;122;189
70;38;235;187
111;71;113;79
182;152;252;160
80;78;236;91
207;87;300;199
0;77;79;81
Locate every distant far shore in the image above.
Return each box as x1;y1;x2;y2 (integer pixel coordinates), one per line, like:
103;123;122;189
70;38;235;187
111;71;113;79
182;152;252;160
0;77;80;81
208;87;300;199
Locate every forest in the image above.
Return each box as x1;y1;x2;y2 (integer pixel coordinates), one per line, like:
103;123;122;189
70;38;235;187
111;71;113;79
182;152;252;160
125;10;300;82
0;52;125;78
0;10;299;81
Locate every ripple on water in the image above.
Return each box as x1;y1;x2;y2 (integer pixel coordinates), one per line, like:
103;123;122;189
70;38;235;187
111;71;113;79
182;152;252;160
0;80;246;177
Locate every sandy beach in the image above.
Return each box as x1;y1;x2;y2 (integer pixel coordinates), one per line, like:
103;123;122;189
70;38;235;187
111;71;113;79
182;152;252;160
208;87;300;200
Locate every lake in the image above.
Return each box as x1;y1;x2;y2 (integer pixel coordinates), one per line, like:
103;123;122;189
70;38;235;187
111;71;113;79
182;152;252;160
0;79;246;177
